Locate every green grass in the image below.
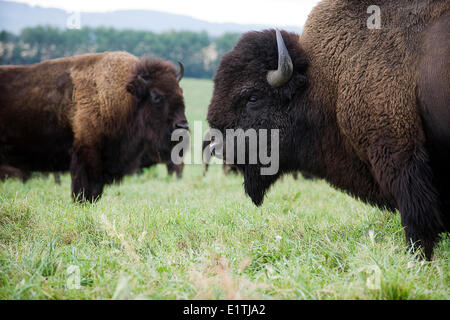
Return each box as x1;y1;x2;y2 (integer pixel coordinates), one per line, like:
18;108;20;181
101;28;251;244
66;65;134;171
0;78;449;300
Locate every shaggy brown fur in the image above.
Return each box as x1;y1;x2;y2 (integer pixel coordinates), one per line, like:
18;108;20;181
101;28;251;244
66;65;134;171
0;52;187;201
207;0;449;259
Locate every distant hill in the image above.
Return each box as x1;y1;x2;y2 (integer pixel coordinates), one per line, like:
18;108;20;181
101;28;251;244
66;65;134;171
0;0;302;36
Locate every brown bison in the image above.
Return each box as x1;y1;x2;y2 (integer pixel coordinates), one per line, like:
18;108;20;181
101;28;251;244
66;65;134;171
0;52;188;201
207;0;449;259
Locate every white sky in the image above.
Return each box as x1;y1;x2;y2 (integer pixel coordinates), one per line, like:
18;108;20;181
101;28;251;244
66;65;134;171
10;0;322;27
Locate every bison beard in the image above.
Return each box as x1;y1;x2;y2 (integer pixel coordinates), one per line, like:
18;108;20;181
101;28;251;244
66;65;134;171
243;165;280;206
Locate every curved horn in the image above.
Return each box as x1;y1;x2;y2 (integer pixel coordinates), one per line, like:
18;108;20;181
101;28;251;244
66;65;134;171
266;30;293;88
177;61;184;82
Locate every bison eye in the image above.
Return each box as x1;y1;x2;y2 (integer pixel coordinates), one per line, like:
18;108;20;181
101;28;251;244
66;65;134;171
246;96;260;109
150;91;164;105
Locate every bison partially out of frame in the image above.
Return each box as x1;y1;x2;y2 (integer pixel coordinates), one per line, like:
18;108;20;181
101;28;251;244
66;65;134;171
207;0;449;259
0;52;188;201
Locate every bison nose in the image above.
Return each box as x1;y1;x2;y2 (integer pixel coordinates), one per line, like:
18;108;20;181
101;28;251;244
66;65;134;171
175;122;189;130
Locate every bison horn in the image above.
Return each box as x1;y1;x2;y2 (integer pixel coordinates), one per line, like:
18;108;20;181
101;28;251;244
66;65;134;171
266;30;293;88
177;61;184;82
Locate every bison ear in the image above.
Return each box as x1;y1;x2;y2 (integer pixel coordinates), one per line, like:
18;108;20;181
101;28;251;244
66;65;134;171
126;75;148;101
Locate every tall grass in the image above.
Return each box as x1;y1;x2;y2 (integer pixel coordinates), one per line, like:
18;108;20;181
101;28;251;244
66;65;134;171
0;78;448;299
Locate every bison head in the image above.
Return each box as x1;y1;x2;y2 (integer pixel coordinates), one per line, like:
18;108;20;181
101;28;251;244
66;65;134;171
126;58;188;164
207;29;309;205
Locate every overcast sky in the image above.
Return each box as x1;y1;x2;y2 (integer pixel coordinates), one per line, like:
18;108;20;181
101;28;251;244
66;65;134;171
11;0;322;27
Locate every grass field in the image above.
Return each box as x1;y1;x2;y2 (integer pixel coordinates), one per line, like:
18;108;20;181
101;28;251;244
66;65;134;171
0;78;448;300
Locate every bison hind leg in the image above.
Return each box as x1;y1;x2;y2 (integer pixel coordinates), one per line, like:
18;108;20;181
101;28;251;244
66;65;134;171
166;162;184;179
392;149;444;259
70;147;104;203
369;144;446;260
53;173;61;185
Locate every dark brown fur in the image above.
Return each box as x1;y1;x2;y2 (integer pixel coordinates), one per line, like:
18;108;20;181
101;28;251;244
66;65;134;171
0;52;187;201
207;0;449;259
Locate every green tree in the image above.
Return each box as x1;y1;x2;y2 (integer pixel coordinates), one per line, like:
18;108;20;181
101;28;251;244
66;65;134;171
0;26;241;78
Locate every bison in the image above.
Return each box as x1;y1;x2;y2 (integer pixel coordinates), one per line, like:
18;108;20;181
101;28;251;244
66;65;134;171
207;0;449;259
0;52;188;201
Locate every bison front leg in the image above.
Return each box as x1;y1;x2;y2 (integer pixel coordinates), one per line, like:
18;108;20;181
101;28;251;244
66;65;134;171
53;172;61;185
370;146;445;260
167;162;184;179
70;145;104;202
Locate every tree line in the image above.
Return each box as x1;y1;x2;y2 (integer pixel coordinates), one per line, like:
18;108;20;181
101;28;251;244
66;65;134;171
0;26;241;78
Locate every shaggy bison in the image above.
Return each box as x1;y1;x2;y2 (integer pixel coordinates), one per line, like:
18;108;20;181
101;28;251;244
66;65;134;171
0;52;188;201
207;0;449;259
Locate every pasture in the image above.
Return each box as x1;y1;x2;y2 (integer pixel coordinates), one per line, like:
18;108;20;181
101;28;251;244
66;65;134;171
0;78;448;300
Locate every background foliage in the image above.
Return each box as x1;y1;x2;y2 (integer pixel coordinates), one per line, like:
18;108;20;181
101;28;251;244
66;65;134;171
0;26;240;78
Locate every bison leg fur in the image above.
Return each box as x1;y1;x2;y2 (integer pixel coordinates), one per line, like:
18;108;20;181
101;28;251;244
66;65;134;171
53;173;61;185
371;147;445;260
166;162;183;179
70;146;104;202
174;163;183;179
